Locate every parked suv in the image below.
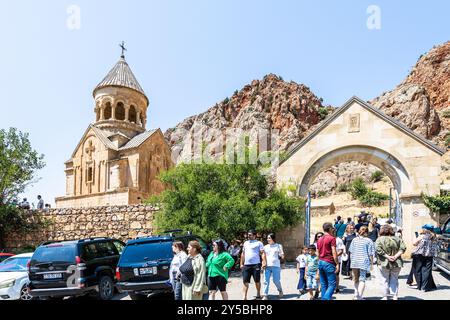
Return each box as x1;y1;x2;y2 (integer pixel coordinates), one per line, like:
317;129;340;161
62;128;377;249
116;231;210;300
435;217;450;275
28;237;125;300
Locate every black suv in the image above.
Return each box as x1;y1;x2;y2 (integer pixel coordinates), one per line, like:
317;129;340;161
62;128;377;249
28;237;125;300
116;231;210;300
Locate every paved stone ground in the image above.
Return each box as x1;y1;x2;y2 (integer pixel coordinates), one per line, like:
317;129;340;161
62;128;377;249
114;261;450;300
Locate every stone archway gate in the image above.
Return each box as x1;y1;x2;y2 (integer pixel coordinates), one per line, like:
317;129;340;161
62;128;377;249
276;96;444;258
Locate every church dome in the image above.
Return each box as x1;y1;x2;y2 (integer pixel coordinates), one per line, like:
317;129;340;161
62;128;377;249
93;55;148;104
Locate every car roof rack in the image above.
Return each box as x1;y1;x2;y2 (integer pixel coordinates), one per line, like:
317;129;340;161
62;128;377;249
40;240;65;246
78;237;110;242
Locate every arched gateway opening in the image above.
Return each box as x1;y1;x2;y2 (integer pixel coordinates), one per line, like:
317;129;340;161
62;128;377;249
276;96;444;260
297;145;408;197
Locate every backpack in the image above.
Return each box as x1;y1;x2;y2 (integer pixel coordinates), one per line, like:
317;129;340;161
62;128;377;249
179;257;195;286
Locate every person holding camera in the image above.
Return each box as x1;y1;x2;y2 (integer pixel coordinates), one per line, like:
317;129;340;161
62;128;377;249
262;233;285;300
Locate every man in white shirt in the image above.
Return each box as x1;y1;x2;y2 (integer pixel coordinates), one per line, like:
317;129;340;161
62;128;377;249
240;230;266;300
335;235;346;293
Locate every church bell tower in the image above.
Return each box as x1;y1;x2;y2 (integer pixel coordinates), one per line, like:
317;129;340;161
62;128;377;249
92;42;149;139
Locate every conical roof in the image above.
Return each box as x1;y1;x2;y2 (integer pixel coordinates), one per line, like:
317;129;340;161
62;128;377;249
93;56;147;101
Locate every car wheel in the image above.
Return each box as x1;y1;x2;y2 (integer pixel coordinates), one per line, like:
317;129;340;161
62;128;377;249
129;293;146;300
98;275;114;300
20;285;33;301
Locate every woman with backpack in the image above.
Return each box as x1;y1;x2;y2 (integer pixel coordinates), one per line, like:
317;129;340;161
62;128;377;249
375;224;407;300
262;233;285;300
206;239;235;300
179;240;208;300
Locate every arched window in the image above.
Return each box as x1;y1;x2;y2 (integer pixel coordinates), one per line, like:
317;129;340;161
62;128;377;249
115;102;125;120
104;102;112;120
129;105;137;123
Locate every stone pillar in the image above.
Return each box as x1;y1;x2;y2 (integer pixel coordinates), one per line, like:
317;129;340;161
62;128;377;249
112;106;116;120
137;112;142;126
100;107;104;121
73;167;77;196
278;222;306;261
125;106;130;122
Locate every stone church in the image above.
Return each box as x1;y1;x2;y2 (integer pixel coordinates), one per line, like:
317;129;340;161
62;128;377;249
55;51;173;208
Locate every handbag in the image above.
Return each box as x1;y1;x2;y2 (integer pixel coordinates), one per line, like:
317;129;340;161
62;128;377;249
179;257;195;286
341;252;348;262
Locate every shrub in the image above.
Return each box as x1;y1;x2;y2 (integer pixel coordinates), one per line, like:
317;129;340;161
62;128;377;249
317;191;327;197
371;170;385;183
446;134;450;147
443;110;450;118
337;184;350;192
318;107;329;120
359;191;389;207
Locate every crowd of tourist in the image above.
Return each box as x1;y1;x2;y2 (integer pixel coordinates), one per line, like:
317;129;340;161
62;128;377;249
6;195;51;211
168;214;441;300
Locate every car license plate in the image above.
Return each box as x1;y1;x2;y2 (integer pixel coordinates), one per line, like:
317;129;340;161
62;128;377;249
43;273;63;280
139;268;153;275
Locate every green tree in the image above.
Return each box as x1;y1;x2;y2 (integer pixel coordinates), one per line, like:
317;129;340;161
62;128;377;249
0;128;46;246
371;170;385;183
423;192;450;213
149;163;305;242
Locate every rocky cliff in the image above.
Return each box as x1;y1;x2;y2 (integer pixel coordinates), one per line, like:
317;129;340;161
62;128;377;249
165;41;449;194
165;74;331;163
404;41;450;112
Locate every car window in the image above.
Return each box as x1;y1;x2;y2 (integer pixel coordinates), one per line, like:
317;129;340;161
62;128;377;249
0;257;30;272
96;241;118;257
31;245;76;265
113;240;125;254
195;238;208;250
0;256;10;263
121;241;173;263
176;236;208;252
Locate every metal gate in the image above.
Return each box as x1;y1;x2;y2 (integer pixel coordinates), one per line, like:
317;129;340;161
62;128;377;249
305;192;311;246
394;189;403;228
389;188;403;228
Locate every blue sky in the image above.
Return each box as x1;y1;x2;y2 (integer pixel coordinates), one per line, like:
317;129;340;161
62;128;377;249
0;0;449;206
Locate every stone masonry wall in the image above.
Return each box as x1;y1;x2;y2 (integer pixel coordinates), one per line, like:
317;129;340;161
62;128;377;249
3;205;158;250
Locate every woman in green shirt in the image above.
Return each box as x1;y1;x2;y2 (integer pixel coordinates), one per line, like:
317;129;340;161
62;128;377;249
206;239;235;300
375;224;407;300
